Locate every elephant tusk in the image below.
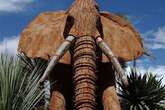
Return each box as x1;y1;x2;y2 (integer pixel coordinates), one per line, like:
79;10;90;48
38;35;76;86
96;37;128;86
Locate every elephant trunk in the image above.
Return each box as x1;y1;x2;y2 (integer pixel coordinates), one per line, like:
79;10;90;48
73;36;97;110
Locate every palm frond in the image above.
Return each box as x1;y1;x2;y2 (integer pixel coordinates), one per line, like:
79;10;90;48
118;67;165;110
0;53;47;110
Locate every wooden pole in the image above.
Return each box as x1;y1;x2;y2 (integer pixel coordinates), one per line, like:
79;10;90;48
96;37;128;86
38;35;75;85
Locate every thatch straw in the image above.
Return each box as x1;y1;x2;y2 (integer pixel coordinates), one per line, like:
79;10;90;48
18;10;144;64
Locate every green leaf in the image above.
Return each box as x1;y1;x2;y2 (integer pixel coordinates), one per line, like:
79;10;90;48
0;53;47;110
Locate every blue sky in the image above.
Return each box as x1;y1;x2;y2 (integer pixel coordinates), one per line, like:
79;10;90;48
0;0;164;82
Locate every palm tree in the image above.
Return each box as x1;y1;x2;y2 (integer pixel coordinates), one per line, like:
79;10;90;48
0;53;47;110
118;68;165;110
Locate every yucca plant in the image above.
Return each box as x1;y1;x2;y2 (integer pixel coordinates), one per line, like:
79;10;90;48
118;68;165;110
0;53;47;110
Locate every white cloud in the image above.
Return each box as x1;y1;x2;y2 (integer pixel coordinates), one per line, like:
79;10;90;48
143;26;165;49
0;0;34;12
0;36;18;55
125;65;165;85
140;65;165;85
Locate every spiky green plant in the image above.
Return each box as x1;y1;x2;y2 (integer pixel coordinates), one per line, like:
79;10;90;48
118;68;165;110
0;53;47;110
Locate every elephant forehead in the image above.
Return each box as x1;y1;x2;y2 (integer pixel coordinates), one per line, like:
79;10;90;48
17;11;71;64
100;12;144;62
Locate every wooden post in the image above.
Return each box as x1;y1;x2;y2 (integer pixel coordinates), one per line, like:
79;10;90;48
38;35;75;84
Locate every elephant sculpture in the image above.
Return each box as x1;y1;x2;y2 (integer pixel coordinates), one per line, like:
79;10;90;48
17;0;144;110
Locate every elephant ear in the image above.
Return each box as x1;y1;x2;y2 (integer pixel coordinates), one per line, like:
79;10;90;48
18;11;71;64
100;12;144;62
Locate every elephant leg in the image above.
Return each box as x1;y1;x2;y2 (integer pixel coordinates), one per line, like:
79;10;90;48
49;91;66;110
49;63;73;110
102;86;121;110
97;62;121;110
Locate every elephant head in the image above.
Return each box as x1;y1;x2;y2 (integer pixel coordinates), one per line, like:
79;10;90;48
17;0;144;110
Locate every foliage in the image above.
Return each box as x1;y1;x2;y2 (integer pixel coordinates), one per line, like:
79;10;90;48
0;53;47;110
118;68;165;110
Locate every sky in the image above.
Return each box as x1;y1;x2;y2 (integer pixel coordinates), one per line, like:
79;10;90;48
0;0;164;83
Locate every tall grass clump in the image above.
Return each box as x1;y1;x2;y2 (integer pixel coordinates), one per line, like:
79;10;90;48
0;53;47;110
